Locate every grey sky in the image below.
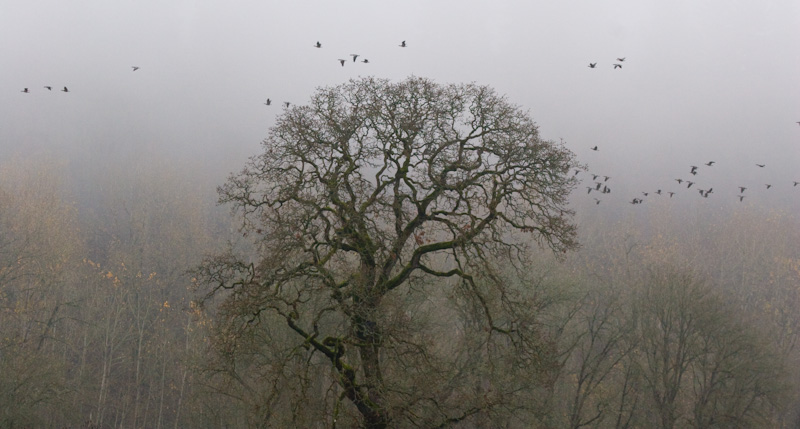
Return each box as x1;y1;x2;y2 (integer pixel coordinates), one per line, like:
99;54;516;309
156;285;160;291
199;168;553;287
2;0;798;209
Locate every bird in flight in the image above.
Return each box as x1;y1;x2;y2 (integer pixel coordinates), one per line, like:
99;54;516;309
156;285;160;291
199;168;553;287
590;146;598;151
44;86;52;90
399;40;407;47
617;57;626;62
686;181;695;188
264;99;271;106
21;88;29;93
593;198;601;205
603;176;611;182
738;186;747;193
765;184;772;189
756;163;765;168
793;181;799;187
315;41;322;48
350;54;359;62
668;192;675;198
592;174;599;180
61;86;69;92
132;66;139;71
675;178;684;184
613;64;622;69
738;195;745;202
361;59;369;64
338;59;346;67
588;63;597;68
705;161;715;166
690;165;699;174
284;102;290;108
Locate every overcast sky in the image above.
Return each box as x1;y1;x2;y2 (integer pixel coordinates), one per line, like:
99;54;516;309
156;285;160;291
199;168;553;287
2;0;798;211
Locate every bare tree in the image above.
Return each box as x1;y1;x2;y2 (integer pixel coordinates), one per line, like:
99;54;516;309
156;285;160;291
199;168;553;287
199;76;580;428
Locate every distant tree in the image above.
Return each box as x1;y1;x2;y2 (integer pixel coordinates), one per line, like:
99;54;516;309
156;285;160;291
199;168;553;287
199;76;580;428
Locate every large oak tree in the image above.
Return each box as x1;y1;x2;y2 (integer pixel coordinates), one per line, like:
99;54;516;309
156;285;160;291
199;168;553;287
200;76;580;428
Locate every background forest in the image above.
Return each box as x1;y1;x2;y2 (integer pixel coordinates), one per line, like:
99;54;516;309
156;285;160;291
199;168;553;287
1;148;798;428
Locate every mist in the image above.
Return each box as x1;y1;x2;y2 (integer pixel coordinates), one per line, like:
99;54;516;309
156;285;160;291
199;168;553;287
1;1;799;427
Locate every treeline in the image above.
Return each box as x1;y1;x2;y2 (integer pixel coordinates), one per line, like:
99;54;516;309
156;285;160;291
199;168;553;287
1;157;798;427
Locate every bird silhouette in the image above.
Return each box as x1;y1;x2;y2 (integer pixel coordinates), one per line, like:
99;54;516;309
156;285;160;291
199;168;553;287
686;181;695;188
705;161;715;166
588;63;597;68
594;198;601;205
61;86;69;92
132;66;139;71
613;64;622;69
668;192;675;198
315;41;322;48
44;86;52;90
264;99;271;106
675;178;684;184
284;102;290;108
690;166;699;174
573;170;580;176
738;195;745;202
642;192;649;197
617;57;626;62
655;189;662;195
738;186;747;193
361;59;369;63
793;181;799;187
586;187;594;194
595;182;602;190
338;59;346;67
590;146;598;151
21;88;29;93
765;184;772;189
603;176;610;182
756;164;765;168
399;40;406;47
592;174;599;180
350;54;359;62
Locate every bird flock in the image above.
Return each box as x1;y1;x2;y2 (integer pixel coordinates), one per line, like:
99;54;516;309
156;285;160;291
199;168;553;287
580;143;799;206
260;40;408;108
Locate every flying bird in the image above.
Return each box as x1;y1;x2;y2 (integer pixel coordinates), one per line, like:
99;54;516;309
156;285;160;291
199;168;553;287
616;57;626;62
590;146;598;151
21;88;29;93
686;181;695;188
738;195;745;202
350;54;359;62
44;86;52;90
593;198;601;205
793;181;799;187
738;186;747;193
399;40;406;47
284;102;290;108
613;64;622;69
690;166;699;174
264;99;271;106
668;192;675;198
338;59;346;67
61;86;69;92
361;59;369;63
131;66;139;71
705;161;715;166
765;184;772;189
315;41;322;48
592;174;599;180
603;176;611;182
675;178;684;184
588;63;597;68
756;164;765;168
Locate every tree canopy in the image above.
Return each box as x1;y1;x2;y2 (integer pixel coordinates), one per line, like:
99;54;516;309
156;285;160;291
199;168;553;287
202;76;580;428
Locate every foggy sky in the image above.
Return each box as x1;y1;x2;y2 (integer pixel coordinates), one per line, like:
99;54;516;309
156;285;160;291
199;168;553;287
2;0;798;212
